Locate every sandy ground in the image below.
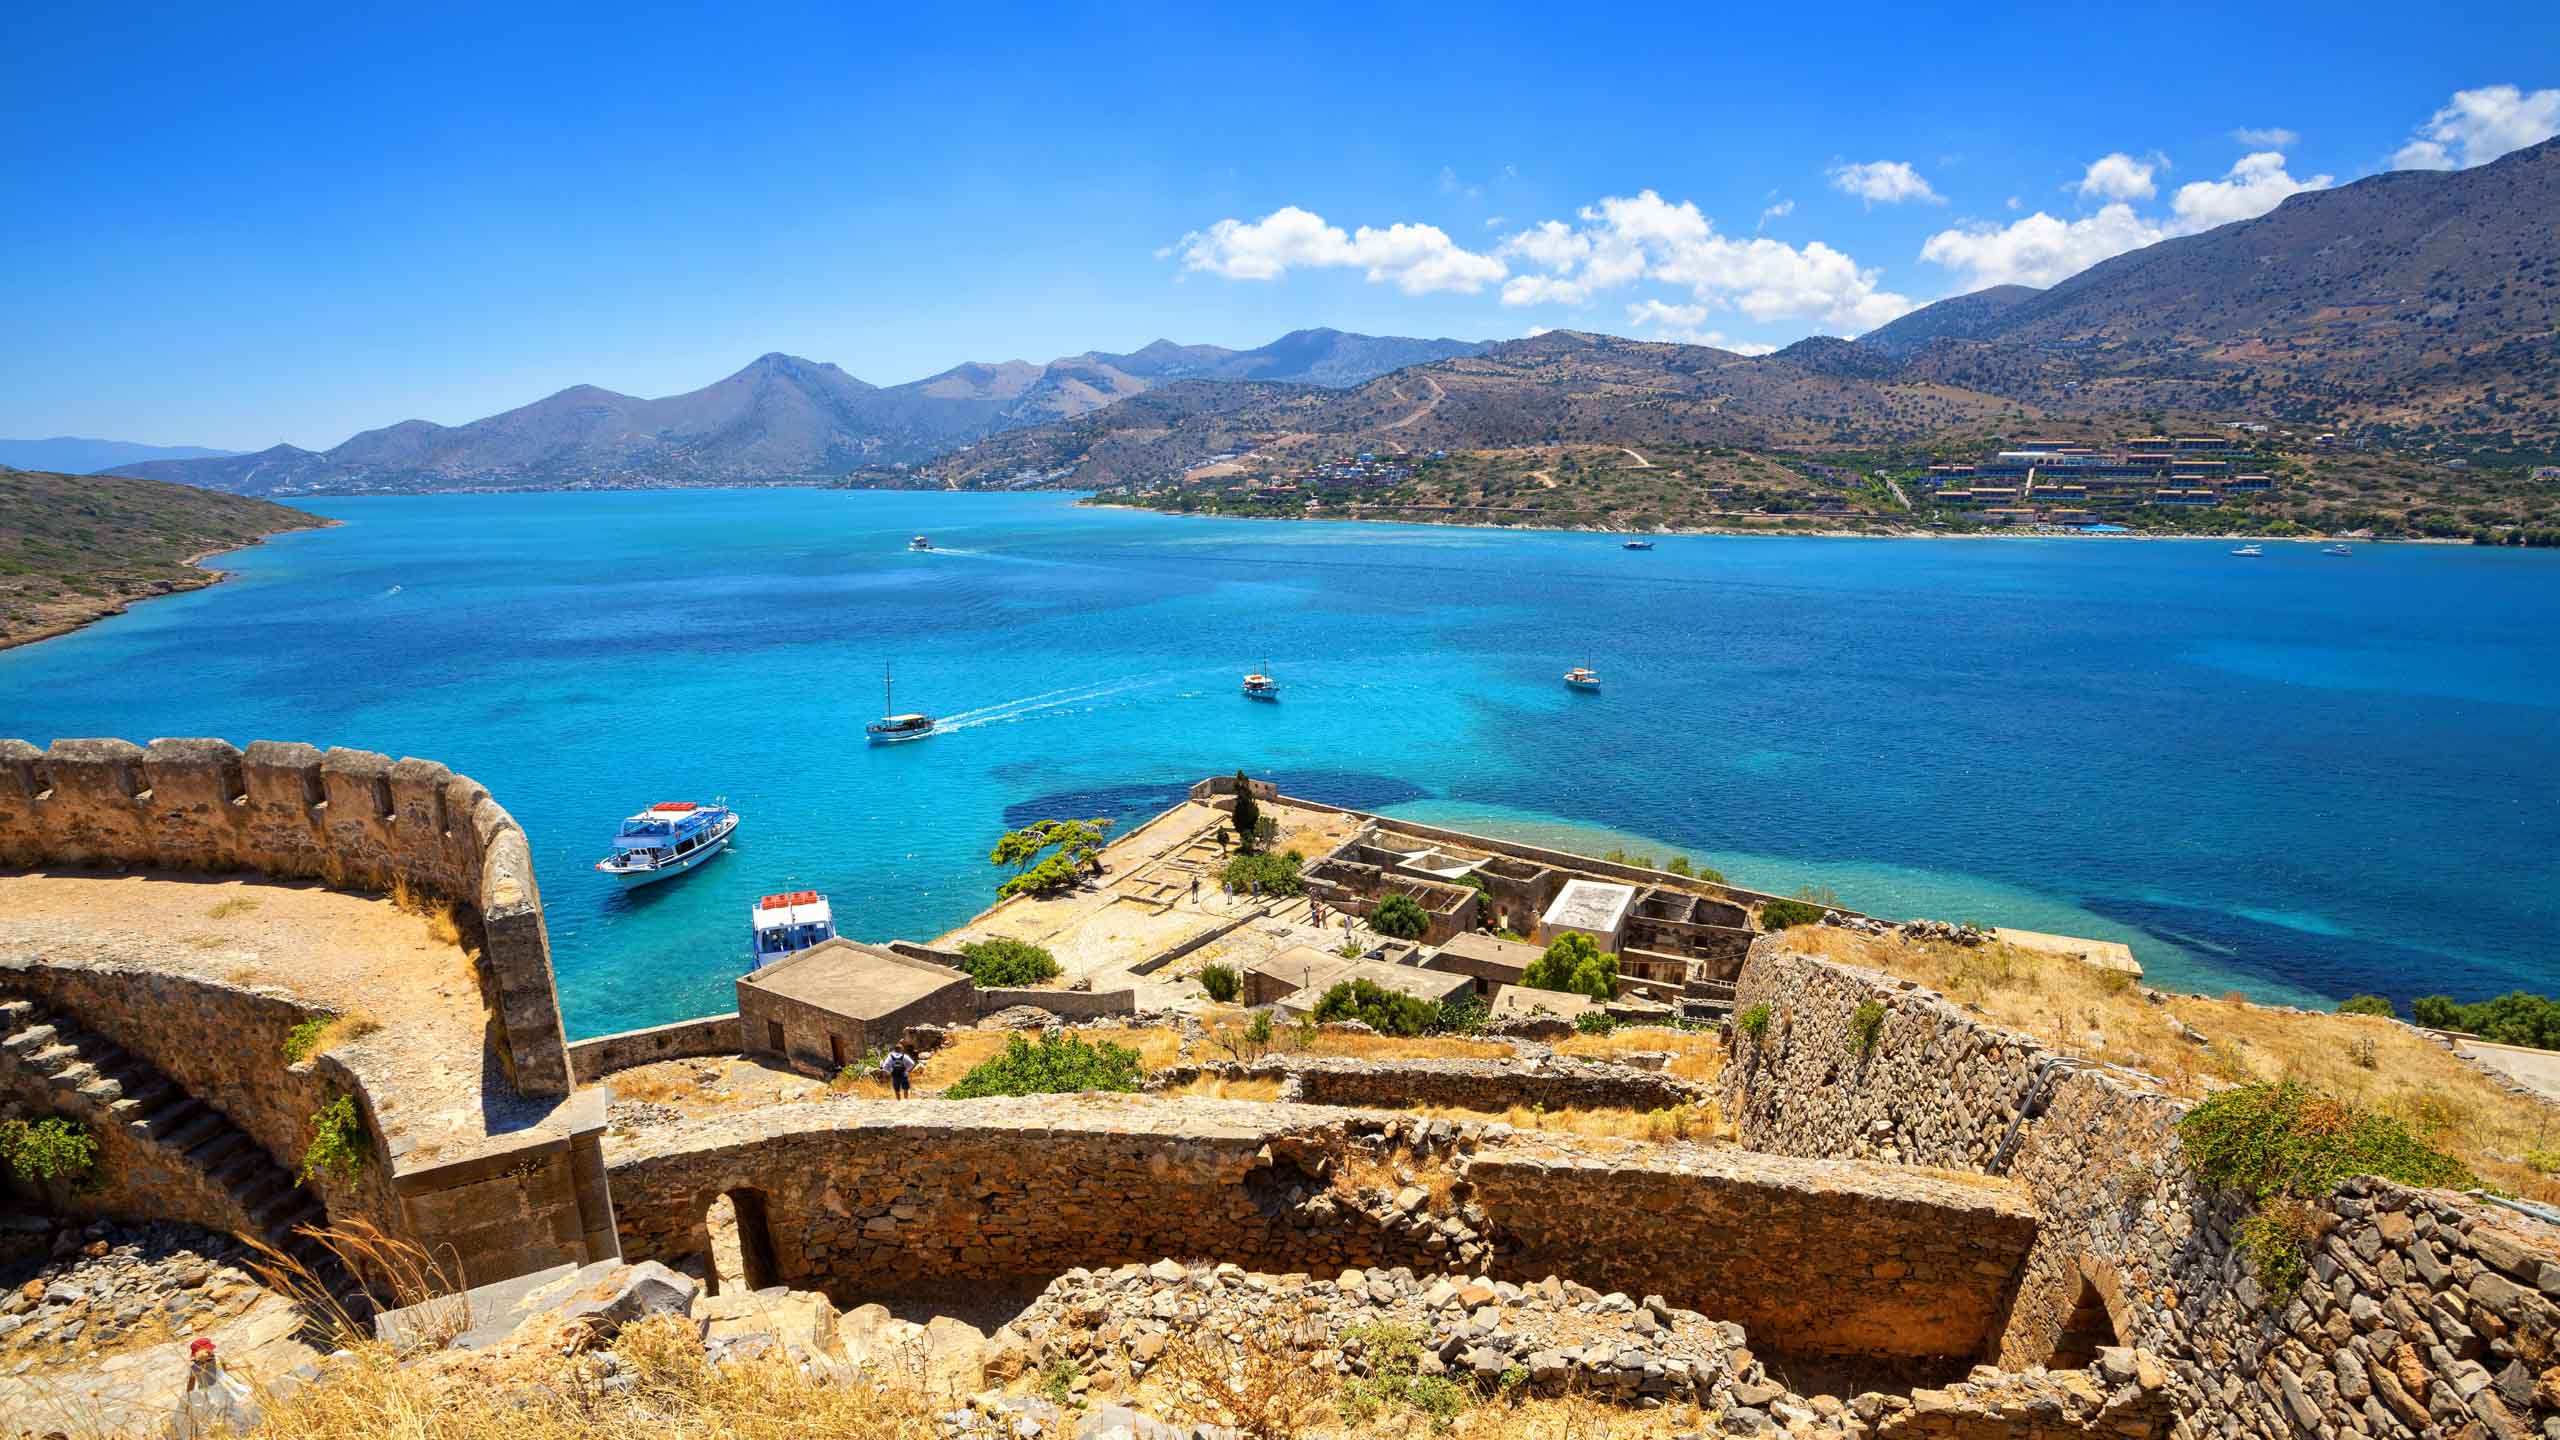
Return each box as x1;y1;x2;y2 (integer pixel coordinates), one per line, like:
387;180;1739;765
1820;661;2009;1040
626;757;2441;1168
2452;1037;2560;1105
933;799;1368;1001
0;869;559;1164
0;1285;319;1437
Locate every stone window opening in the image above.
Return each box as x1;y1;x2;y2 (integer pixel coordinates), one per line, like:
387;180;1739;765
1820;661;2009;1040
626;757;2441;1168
704;1187;779;1296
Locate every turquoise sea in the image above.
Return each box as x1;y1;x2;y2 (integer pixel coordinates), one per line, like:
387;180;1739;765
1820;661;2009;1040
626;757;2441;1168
4;490;2556;1039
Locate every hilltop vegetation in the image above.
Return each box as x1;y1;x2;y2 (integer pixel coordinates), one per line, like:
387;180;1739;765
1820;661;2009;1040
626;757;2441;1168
0;467;328;648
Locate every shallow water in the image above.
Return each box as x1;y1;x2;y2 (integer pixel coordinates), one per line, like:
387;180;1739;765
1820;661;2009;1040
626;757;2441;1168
5;490;2555;1037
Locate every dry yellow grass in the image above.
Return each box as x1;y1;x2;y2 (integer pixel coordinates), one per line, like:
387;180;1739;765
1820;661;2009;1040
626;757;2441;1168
1784;927;2560;1201
1293;1031;1515;1062
1155;1075;1288;1102
1390;1100;1729;1144
207;895;262;919
1552;1026;1724;1083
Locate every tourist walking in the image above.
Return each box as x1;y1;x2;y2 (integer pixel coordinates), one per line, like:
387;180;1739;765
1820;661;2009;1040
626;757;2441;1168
883;1044;917;1100
169;1337;256;1436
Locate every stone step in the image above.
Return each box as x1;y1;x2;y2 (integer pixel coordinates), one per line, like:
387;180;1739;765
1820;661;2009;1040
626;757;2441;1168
137;1095;212;1142
185;1128;253;1173
0;1000;35;1028
1;1023;60;1056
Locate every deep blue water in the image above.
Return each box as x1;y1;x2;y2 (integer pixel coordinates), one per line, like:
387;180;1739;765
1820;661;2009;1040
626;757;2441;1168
5;490;2556;1037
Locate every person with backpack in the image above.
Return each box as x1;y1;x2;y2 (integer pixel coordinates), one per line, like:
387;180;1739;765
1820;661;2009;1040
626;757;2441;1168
882;1043;917;1099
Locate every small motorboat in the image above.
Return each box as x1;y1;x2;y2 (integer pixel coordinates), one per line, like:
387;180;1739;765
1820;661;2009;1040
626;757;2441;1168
2322;543;2353;556
595;801;739;884
1243;660;1281;700
2230;544;2264;557
1622;538;1655;550
1564;665;1601;691
866;662;936;743
910;535;933;551
749;889;835;969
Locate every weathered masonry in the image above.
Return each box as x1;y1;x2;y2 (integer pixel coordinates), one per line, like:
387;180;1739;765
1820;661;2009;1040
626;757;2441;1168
0;737;614;1289
1723;947;2560;1439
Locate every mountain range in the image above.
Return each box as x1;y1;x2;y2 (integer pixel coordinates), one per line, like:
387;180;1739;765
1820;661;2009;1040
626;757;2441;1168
102;137;2560;497
109;330;1486;494
0;437;240;473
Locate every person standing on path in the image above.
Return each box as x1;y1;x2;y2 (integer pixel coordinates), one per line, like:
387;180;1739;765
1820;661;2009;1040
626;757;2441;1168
883;1044;917;1099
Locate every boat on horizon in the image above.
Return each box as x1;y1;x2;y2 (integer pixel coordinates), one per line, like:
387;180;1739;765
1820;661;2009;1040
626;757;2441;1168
594;800;739;884
1622;538;1655;550
910;535;933;551
866;662;936;743
2230;544;2264;557
1243;660;1281;700
749;889;835;969
1564;665;1601;691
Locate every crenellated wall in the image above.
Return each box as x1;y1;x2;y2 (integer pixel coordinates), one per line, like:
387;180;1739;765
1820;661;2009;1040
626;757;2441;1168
0;736;570;1097
1722;948;2560;1439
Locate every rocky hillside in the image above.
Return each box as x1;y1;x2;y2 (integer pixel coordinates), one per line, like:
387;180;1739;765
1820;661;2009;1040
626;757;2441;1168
913;329;2044;490
0;467;327;648
113;330;1485;496
1809;137;2560;454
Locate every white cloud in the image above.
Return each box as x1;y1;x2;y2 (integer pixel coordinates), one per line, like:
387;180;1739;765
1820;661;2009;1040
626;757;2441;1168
1492;189;1914;330
2169;151;2331;231
1922;150;2331;288
2392;84;2560;170
1756;198;1794;231
2231;126;2299;149
1826;159;1942;205
1919;204;2167;289
1623;299;1778;354
1171;206;1506;294
2076;152;2157;201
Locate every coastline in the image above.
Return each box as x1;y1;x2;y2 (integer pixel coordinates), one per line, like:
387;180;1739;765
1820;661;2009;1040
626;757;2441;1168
0;520;340;654
1075;497;2412;544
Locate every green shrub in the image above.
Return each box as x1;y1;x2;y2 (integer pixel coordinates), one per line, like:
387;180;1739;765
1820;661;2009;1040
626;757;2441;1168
299;1095;369;1184
2180;1082;2475;1199
1229;771;1262;854
282;1015;331;1063
956;938;1062;988
1522;932;1619;1000
1036;1356;1084;1407
945;1031;1145;1099
2525;1149;2560;1176
1759;898;1827;932
1370;893;1429;940
2337;994;2396;1018
1221;849;1304;897
1198;963;1241;1003
1312;979;1441;1037
1851;1000;1886;1057
1574;1010;1617;1036
2180;1082;2475;1301
0;1116;98;1184
1338;1321;1469;1425
1439;995;1489;1035
1736;1003;1772;1045
2410;991;2560;1049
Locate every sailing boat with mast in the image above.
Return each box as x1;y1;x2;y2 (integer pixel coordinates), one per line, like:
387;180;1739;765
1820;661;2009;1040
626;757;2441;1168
1242;657;1281;700
865;662;936;743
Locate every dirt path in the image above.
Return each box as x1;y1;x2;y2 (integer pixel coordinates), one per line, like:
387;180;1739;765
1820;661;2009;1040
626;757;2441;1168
1383;373;1445;430
1619;447;1654;468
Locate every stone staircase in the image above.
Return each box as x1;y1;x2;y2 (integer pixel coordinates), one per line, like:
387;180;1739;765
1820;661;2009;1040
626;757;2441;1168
0;997;347;1292
1680;976;1739;1025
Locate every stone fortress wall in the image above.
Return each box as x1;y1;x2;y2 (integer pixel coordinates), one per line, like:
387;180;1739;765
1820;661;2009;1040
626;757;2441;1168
1722;946;2560;1440
0;737;612;1289
601;1095;2040;1363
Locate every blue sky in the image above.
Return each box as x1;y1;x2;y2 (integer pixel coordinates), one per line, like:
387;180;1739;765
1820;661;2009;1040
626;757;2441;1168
3;2;2555;451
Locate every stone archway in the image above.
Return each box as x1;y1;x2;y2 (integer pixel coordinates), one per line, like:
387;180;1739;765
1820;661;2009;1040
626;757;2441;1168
2045;1261;2126;1369
703;1187;779;1295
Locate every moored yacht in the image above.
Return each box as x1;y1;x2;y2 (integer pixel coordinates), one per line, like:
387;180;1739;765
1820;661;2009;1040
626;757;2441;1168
749;889;835;969
1564;665;1601;691
2230;544;2264;557
866;662;936;743
595;800;738;884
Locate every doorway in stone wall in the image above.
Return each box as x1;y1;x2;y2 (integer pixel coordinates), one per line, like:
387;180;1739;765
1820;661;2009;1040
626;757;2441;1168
2046;1266;2125;1369
704;1187;779;1294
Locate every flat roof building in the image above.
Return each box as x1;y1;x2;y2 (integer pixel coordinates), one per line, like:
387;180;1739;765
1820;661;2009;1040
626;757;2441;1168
736;938;976;1075
1243;945;1478;1014
1537;878;1636;952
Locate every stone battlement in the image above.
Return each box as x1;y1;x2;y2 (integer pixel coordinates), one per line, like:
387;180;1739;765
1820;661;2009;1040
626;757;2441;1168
0;736;569;1096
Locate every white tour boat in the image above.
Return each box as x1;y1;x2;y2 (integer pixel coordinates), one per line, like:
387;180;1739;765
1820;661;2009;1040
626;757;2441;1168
1243;659;1281;700
594;800;739;884
866;662;936;743
749;889;835;969
1564;665;1601;691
